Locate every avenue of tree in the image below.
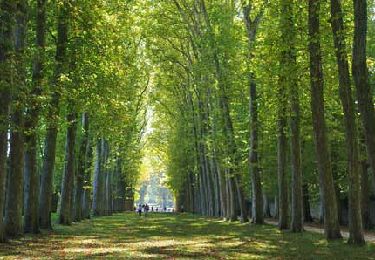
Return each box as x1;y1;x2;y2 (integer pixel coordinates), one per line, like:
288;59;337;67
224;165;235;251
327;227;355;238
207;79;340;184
0;0;374;249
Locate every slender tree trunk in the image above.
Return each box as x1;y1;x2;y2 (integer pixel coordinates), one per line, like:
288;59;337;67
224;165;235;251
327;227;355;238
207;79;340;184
330;0;364;244
58;112;78;225
243;4;264;224
279;0;303;233
83;141;93;219
249;78;263;224
277;111;288;229
277;1;289;229
0;0;15;242
74;113;89;221
352;0;375;201
308;0;342;240
361;161;371;230
5;0;27;237
24;0;46;234
39;3;69;229
92;139;107;216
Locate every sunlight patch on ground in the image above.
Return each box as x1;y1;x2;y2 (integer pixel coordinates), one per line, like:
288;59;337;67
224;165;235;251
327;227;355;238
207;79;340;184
0;213;374;259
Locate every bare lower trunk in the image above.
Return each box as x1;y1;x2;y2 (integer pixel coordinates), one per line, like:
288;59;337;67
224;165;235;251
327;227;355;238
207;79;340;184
39;3;69;229
308;0;341;240
331;0;363;244
58;113;78;225
5;0;27;237
0;0;15;242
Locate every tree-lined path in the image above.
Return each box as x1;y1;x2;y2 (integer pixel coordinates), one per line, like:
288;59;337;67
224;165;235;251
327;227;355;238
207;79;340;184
0;213;374;259
2;0;375;258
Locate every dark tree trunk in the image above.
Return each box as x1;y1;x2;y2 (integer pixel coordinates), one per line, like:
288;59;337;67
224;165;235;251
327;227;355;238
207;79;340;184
58;113;78;225
249;78;263;224
83;141;93;219
39;3;69;229
4;0;27;238
243;3;264;225
0;0;15;242
361;161;371;230
352;0;375;205
74;113;89;222
24;0;46;234
92;139;106;216
277;0;290;230
308;0;342;240
331;0;364;245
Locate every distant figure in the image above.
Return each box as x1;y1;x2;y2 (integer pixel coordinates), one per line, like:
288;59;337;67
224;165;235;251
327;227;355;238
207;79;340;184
151;206;154;212
156;208;158;212
144;204;149;217
137;204;142;216
164;207;167;212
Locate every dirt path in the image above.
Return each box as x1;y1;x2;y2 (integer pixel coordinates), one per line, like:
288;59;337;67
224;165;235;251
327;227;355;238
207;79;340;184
265;219;375;243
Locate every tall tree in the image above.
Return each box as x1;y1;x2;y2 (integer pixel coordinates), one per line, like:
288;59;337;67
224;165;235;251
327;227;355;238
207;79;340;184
0;0;16;242
58;112;78;225
39;1;70;229
352;0;375;198
24;0;47;234
4;0;28;237
242;1;266;224
331;0;365;245
74;113;90;221
308;0;342;240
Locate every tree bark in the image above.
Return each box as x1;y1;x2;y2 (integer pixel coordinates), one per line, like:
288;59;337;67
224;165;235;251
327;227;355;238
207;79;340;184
4;0;27;238
74;113;90;221
352;0;375;204
58;112;78;225
39;2;69;229
24;0;46;234
361;161;371;230
243;3;264;225
0;0;15;242
331;0;364;244
308;0;342;240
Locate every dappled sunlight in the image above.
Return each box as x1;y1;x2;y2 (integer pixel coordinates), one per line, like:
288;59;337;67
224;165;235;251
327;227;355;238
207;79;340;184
0;213;374;259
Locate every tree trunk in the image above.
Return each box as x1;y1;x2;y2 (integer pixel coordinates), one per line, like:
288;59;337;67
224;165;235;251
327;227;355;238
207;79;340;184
331;0;364;244
24;0;46;234
277;0;290;230
361;161;371;230
83;140;93;219
0;0;15;242
352;0;375;203
243;3;264;225
58;112;78;225
39;3;69;229
308;0;342;240
249;78;263;224
74;113;89;222
4;0;27;238
92;139;107;216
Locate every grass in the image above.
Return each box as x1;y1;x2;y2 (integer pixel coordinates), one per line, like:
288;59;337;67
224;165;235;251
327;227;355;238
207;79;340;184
0;213;374;259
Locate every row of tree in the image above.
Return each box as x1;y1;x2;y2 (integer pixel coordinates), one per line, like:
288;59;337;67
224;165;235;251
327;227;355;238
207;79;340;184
0;0;146;242
147;0;375;245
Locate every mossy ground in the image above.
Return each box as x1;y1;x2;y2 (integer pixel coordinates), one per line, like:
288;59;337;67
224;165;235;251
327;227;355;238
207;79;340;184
0;212;374;259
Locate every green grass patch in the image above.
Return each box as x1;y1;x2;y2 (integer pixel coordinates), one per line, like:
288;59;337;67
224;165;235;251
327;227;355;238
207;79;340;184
0;213;374;259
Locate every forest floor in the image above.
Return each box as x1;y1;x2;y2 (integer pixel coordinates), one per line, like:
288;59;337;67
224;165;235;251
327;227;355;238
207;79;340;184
265;219;375;243
0;213;374;259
